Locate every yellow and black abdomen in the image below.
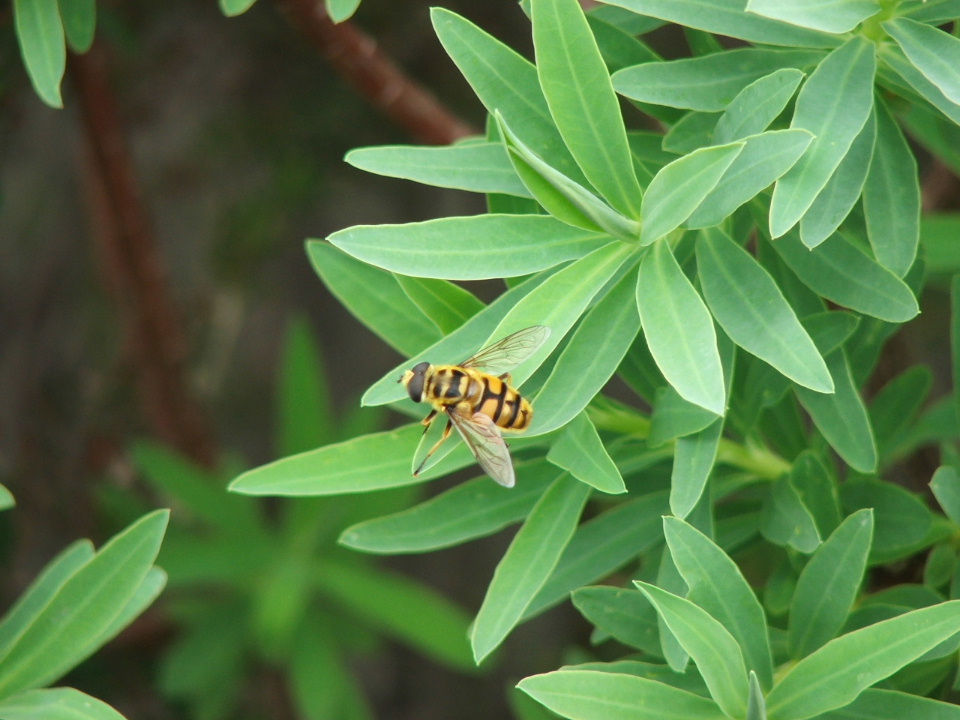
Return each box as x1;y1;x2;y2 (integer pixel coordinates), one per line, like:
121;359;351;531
470;372;533;432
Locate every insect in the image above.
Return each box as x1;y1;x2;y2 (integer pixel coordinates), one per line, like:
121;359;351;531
398;325;551;488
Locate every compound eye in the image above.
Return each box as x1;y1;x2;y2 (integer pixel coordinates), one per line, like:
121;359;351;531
406;364;429;402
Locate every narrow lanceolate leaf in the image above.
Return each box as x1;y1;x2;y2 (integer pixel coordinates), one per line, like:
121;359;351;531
362;271;555;407
395;276;484;335
307;243;441;357
13;0;65;108
761;475;822;554
795;349;877;474
0;688;127;720
519;670;727;720
770;230;919;323
770;37;876;238
688;130;813;229
482;241;634;388
671;419;723;519
863;98;921;278
58;0;95;53
637;241;725;414
531;268;639;435
715;69;806;144
789;510;874;660
746;0;880;34
0;511;169;696
606;0;838;47
339;461;558;554
219;0;258;16
664;517;775;690
431;8;588;186
799;106;876;249
532;0;643;218
326;215;608;280
497;113;641;238
572;586;660;654
881;45;960;126
883;18;960;107
636;582;749;719
326;0;361;23
345;143;532;198
817;689;960;720
931;466;960;526
613;48;823;112
697;228;831;393
472;475;591;663
766;601;960;720
640;143;744;245
547;412;626;494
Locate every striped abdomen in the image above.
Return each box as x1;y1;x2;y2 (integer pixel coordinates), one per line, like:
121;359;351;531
424;366;532;431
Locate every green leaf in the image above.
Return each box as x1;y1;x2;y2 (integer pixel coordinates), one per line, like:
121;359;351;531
0;688;126;720
817;688;960;720
770;230;919;323
789;509;873;659
496;113;641;238
531;268;640;435
431;8;588;186
640;143;744;245
599;0;839;47
472;474;591;663
0;541;94;664
662;111;721;154
278;317;335;455
881;45;960;126
481;241;635;388
637;241;724;414
761;475;822;554
697;227;832;392
532;0;643;218
13;0;65;108
795;349;877;474
219;0;258;15
572;586;660;654
547;412;626;494
862;98;921;277
58;0;95;52
841;479;932;564
291;618;372;720
954;276;960;423
664;517;774;690
345;143;531;198
325;0;361;23
766;601;960;720
306;242;441;356
325;215;609;280
339;460;559;554
715;68;806;144
688;130;814;229
931;466;960;526
671;419;723;519
314;559;474;671
870;366;932;462
770;37;876;238
799;105;876;249
746;0;880;33
635;582;749;719
362;270;555;407
649;387;718;446
884;18;960;106
94;566;166;650
0;511;169;696
900;0;960;23
395;276;484;335
524;491;669;619
519;669;727;720
0;484;14;511
614;48;823;112
790;451;842;537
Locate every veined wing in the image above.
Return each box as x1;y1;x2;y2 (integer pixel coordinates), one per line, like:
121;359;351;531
448;408;515;488
459;325;551;377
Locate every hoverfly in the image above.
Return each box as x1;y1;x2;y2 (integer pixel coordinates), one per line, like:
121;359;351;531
398;325;550;488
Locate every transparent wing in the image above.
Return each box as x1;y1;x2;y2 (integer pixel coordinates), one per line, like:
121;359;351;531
459;325;551;377
448;408;516;488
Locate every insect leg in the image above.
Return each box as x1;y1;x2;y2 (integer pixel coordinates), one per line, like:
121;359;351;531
414;417;454;476
421;408;438;431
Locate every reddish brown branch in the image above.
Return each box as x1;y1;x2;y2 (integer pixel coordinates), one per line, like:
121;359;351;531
70;42;218;468
275;0;477;145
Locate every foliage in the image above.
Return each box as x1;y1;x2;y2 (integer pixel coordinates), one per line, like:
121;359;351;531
229;0;960;718
132;318;476;720
0;504;169;720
